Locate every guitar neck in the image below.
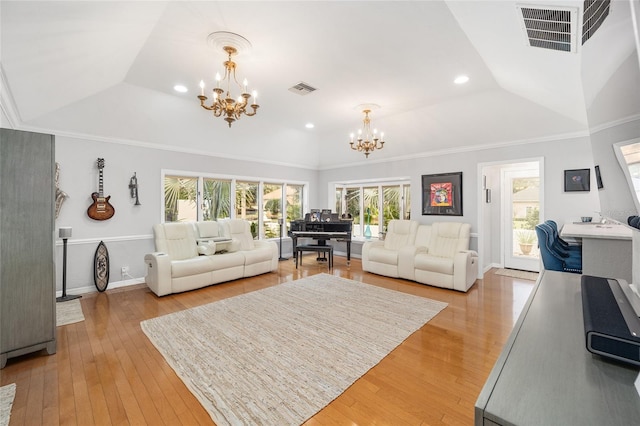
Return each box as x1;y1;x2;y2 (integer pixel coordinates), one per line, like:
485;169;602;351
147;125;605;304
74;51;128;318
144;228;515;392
98;168;104;198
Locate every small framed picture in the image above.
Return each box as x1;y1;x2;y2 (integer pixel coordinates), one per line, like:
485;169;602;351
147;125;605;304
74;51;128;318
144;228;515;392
564;168;590;192
595;165;603;189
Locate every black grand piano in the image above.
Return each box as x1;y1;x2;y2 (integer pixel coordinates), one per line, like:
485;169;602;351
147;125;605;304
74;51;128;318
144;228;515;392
289;211;352;265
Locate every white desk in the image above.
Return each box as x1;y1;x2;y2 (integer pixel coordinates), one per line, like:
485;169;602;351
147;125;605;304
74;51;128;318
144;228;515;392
561;222;632;282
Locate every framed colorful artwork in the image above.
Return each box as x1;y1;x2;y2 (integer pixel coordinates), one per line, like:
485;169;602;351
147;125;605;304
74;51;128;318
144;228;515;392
422;172;463;216
564;168;590;192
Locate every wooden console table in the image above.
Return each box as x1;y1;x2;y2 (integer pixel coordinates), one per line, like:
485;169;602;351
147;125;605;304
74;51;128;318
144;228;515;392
475;270;640;425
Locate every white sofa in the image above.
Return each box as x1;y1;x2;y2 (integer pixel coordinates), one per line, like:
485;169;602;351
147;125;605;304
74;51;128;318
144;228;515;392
362;220;478;292
144;219;278;296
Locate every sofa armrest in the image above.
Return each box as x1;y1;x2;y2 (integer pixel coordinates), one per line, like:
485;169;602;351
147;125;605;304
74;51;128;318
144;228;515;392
452;250;479;292
144;252;172;296
398;245;428;281
362;240;385;272
362;240;384;258
254;240;279;269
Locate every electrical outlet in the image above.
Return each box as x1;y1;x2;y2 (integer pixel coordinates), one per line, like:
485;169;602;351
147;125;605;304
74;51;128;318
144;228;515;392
121;266;129;274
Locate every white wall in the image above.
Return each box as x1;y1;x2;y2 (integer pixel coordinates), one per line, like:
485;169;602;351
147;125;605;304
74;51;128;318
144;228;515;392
54;134;318;294
318;134;600;256
584;51;640;222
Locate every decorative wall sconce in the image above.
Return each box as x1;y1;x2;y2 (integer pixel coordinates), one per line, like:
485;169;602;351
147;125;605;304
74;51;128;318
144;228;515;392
129;172;141;205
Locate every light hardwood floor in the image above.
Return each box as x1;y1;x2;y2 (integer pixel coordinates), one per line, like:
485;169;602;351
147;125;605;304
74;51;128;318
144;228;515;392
1;256;535;425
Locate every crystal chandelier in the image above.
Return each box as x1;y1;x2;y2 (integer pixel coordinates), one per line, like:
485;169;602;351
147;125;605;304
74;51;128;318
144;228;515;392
197;33;259;128
349;106;385;158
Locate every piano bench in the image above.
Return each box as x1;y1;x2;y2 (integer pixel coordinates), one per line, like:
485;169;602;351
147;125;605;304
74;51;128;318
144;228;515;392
296;245;333;270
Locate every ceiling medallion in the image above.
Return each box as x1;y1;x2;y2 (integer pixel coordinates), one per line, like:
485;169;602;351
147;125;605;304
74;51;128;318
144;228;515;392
349;104;385;158
198;32;259;128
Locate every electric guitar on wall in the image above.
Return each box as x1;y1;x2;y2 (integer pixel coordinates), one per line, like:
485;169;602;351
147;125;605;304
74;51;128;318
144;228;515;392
87;158;115;220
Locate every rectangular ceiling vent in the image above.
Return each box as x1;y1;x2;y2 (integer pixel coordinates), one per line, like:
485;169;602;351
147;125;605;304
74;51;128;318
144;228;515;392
288;81;317;96
517;4;578;53
582;0;610;45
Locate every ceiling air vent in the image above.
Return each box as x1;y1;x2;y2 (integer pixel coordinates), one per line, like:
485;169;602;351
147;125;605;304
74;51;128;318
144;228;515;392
582;0;610;45
288;81;317;96
517;4;578;53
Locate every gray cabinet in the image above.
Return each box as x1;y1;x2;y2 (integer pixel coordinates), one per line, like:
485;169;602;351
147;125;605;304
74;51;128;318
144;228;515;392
1;128;56;368
475;271;640;425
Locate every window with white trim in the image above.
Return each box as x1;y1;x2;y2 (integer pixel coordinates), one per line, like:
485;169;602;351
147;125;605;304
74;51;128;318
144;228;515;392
333;179;411;239
163;171;307;239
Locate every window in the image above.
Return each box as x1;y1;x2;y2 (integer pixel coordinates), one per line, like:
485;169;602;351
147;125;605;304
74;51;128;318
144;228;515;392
333;179;411;238
164;175;197;222
263;183;282;239
363;186;379;237
286;184;304;233
236;181;259;237
334;187;344;216
346;187;361;237
203;178;231;221
403;185;411;220
163;171;307;239
615;139;640;214
382;185;402;228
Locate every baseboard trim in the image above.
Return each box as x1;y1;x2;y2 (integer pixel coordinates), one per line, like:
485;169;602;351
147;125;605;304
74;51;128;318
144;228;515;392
484;263;502;274
56;278;146;297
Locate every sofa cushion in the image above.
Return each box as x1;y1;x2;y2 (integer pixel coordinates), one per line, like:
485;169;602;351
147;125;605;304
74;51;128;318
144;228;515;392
155;223;198;261
429;222;469;258
414;254;454;275
208;251;245;270
368;247;398;265
384;220;418;250
243;247;275;264
223;219;256;250
171;257;215;278
196;221;220;238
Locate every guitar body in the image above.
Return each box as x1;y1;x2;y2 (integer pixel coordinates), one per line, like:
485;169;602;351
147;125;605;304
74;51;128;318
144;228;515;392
87;192;115;220
87;158;115;221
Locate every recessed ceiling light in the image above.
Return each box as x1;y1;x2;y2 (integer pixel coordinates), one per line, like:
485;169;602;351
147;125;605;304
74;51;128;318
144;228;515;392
454;75;469;85
173;85;188;93
305;123;315;129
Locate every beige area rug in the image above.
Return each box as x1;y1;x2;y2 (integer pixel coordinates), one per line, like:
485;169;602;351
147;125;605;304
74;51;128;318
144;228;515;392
495;268;539;281
0;383;16;426
56;298;85;326
141;273;448;426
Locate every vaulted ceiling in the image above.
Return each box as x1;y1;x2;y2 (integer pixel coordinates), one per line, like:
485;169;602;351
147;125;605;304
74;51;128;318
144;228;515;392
1;1;637;169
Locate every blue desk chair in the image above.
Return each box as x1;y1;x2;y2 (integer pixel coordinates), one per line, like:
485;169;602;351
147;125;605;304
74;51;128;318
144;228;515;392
535;224;582;274
545;220;581;254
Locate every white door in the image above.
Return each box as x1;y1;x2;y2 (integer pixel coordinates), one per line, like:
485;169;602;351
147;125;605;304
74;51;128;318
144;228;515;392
503;166;541;272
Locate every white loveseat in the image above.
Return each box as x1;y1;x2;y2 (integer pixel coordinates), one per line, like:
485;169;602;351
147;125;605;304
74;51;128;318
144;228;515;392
362;220;478;292
144;219;278;296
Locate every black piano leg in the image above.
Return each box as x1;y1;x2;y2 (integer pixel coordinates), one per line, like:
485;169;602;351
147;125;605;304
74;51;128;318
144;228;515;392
317;240;327;261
